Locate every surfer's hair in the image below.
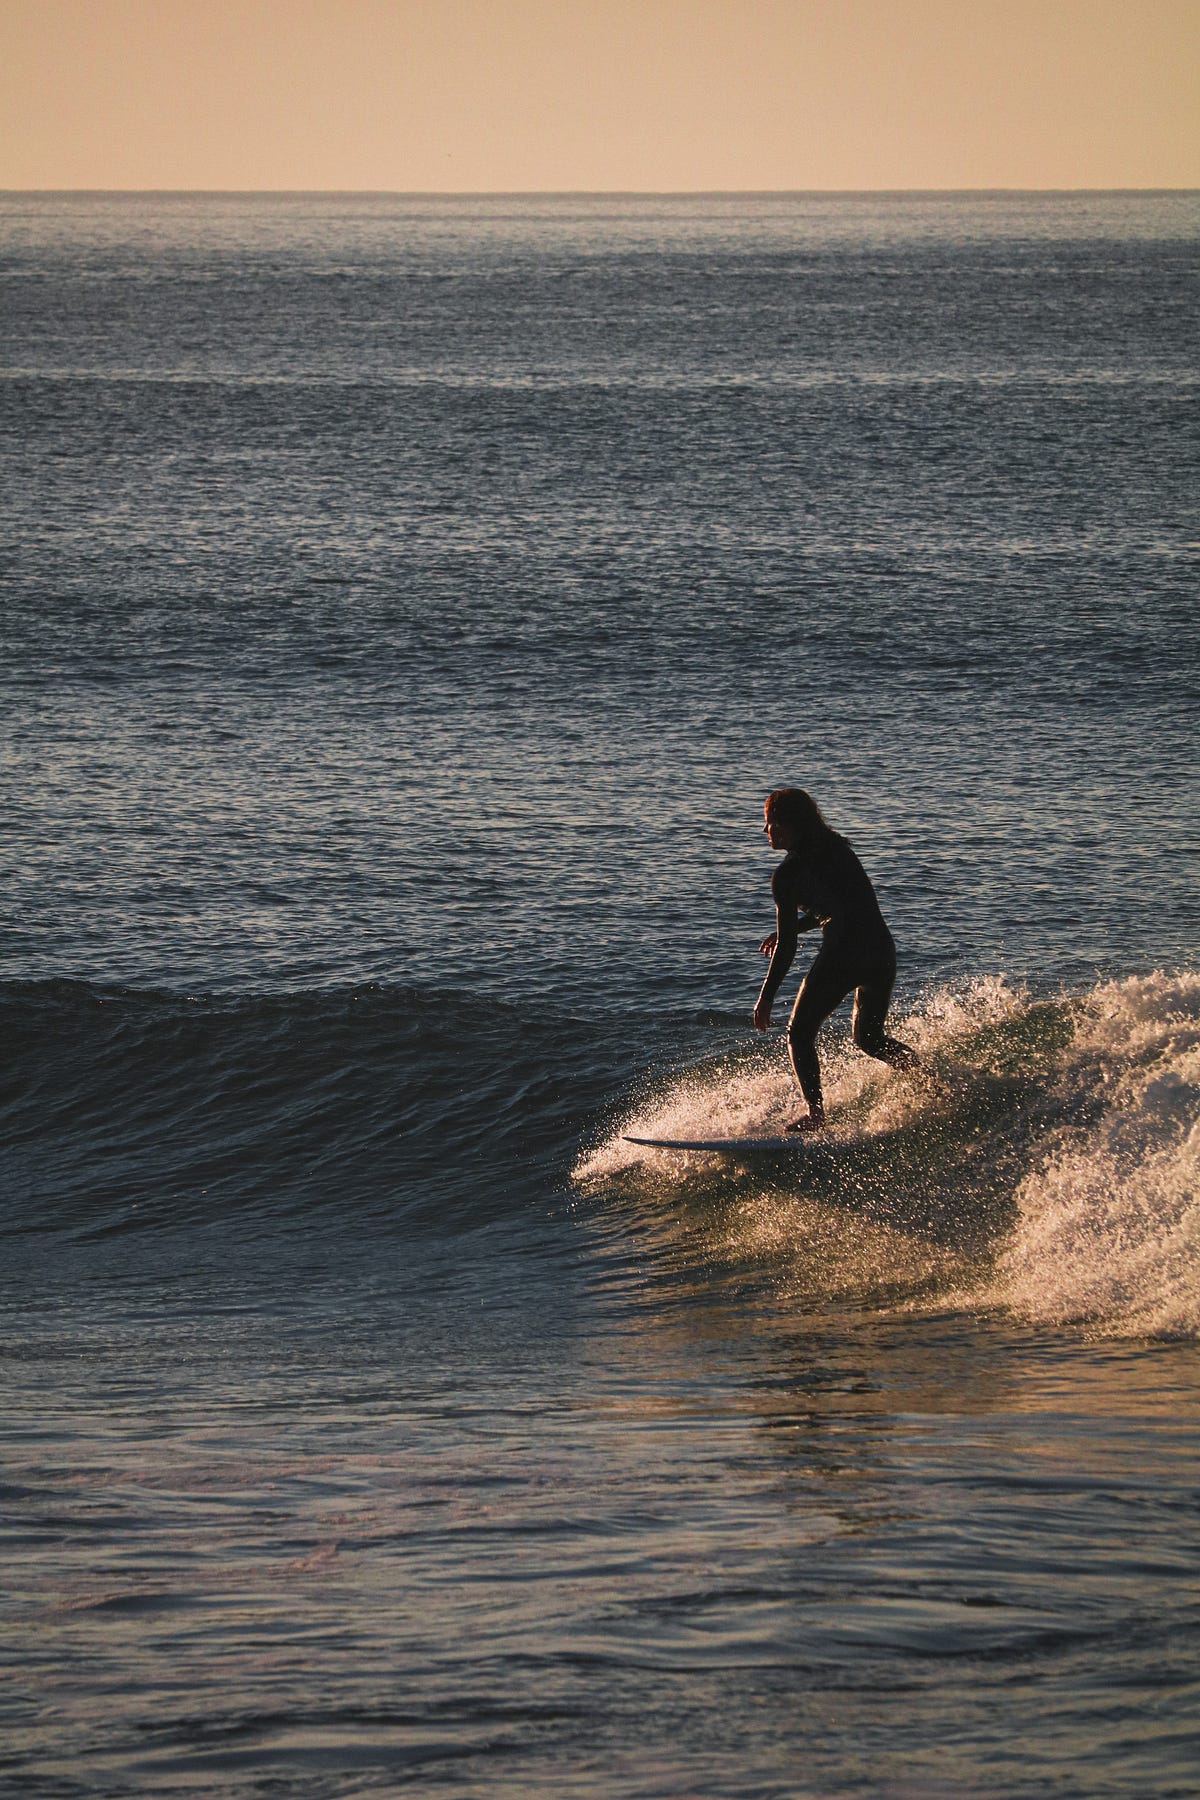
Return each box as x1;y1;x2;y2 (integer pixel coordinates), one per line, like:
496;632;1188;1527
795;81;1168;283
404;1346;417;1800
764;788;827;837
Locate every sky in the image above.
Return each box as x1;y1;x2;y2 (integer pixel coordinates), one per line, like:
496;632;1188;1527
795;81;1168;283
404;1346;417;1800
1;0;1197;191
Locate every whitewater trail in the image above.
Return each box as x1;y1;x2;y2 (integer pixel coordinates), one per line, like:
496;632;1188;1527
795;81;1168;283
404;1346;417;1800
993;971;1200;1338
578;972;1200;1340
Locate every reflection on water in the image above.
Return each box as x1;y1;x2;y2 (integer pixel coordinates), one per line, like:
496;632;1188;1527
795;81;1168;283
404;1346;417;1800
7;1222;1200;1798
4;977;1197;1792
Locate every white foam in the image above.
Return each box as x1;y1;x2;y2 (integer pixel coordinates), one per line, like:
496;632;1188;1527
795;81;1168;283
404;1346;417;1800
995;971;1200;1339
577;972;1200;1340
575;974;1025;1180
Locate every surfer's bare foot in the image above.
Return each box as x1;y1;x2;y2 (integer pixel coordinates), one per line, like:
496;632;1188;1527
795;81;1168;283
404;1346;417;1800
784;1112;825;1135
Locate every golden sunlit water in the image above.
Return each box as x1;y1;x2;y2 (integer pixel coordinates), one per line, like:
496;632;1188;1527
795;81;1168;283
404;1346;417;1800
2;190;1197;1798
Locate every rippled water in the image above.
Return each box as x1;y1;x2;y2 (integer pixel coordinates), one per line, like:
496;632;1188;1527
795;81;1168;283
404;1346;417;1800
2;191;1198;1797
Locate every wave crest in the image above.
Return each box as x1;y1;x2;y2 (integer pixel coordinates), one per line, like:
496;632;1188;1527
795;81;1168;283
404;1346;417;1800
995;971;1200;1338
578;972;1200;1340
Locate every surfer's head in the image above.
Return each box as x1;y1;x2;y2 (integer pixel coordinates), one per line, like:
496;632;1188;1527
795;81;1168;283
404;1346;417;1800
763;787;826;850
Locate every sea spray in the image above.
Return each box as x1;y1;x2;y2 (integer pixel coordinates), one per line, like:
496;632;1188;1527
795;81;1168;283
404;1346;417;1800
579;974;1029;1176
995;971;1200;1338
579;973;1200;1336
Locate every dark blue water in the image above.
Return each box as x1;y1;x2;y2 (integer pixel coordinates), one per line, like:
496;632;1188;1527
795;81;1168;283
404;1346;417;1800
2;192;1198;1798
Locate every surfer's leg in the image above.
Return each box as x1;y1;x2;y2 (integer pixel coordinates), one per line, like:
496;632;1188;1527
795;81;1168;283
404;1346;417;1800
851;967;918;1069
786;958;854;1131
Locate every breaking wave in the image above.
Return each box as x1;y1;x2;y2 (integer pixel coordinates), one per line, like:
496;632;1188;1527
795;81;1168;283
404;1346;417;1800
994;971;1200;1338
577;972;1200;1340
5;969;1196;1337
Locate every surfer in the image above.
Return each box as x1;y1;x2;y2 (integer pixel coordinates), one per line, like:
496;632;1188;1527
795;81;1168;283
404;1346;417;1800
753;787;917;1132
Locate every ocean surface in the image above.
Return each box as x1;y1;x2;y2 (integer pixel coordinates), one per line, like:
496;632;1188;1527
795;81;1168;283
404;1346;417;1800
2;190;1198;1798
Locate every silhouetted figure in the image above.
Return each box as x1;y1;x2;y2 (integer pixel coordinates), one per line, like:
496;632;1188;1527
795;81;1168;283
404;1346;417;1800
753;787;917;1132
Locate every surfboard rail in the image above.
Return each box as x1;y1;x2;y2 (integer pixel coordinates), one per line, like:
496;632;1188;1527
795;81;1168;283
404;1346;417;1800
622;1133;817;1153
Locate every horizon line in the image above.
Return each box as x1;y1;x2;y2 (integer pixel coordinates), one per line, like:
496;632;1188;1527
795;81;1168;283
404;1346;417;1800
4;186;1198;199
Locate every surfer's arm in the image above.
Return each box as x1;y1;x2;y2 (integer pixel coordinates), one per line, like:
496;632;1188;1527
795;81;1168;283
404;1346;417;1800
758;910;818;957
753;906;799;1029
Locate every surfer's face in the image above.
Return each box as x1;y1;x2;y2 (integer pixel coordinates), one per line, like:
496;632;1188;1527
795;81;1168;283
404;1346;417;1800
763;810;796;851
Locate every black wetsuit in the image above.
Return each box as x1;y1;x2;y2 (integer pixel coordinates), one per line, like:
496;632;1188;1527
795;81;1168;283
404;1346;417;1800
761;829;912;1114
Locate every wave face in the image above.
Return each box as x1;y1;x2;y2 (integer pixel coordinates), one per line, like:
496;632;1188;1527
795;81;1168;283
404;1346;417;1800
578;971;1200;1341
0;978;615;1240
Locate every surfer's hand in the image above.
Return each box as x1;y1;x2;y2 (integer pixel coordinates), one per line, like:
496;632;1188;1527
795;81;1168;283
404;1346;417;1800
753;997;772;1031
758;933;777;957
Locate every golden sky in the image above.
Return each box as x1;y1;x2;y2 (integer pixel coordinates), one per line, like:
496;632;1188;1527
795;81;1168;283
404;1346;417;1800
2;0;1197;190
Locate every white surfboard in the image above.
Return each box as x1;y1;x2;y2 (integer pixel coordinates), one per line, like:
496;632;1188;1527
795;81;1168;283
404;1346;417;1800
623;1133;820;1153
